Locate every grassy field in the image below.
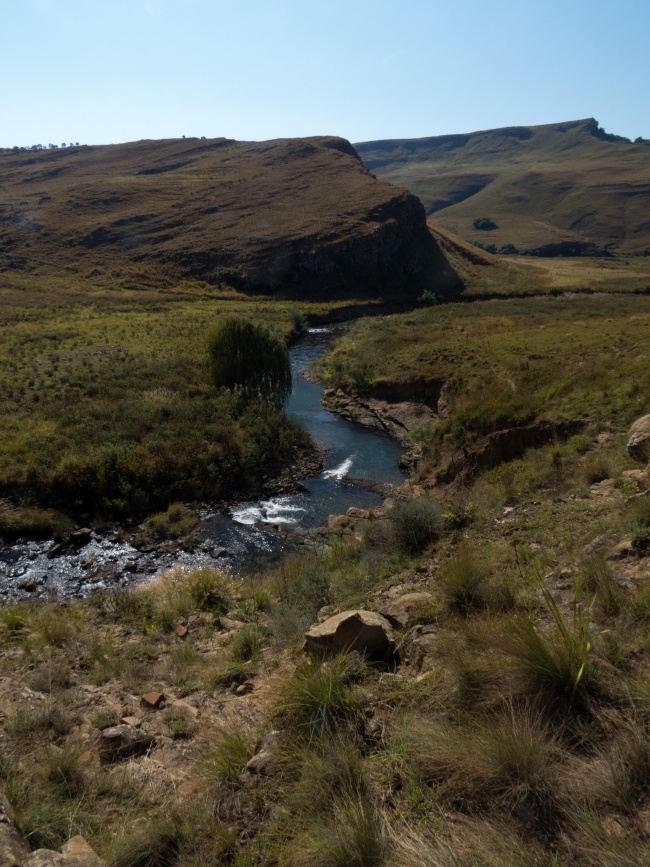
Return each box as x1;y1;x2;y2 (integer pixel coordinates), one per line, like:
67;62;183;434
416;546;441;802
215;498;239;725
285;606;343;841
313;292;650;481
357;118;650;256
0;272;383;534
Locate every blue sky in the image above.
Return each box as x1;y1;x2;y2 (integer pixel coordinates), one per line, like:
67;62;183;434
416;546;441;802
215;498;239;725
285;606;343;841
2;0;649;147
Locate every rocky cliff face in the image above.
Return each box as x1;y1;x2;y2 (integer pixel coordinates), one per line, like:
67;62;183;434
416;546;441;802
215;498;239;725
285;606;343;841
0;136;460;298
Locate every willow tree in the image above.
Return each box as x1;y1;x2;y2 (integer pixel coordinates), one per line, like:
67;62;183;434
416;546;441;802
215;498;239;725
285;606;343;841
207;317;292;409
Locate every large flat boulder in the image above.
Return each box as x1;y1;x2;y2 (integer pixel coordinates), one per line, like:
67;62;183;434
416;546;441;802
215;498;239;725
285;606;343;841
379;592;434;629
627;415;650;464
304;610;396;662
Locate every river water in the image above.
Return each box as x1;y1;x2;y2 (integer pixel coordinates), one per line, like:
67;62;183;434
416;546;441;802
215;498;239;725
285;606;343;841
0;328;405;600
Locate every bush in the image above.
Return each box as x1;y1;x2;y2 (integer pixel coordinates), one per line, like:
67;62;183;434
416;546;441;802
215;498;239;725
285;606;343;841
473;217;498;231
207;316;291;409
144;503;198;541
387;497;442;554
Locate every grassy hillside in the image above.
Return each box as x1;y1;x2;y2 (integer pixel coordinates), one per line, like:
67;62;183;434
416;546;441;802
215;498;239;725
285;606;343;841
357;118;650;256
1;292;649;864
0;136;459;299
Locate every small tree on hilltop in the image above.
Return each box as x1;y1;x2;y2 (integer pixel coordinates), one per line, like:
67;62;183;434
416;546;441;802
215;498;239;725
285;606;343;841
207;317;292;409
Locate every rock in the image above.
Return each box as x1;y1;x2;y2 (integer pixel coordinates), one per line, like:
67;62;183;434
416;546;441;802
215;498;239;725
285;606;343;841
0;792;29;866
140;692;165;709
61;835;103;867
246;730;281;775
379;593;434;629
175;625;188;639
23;852;66;866
234;682;254;696
170;700;198;719
46;543;63;559
70;528;92;547
304;610;397;662
18;579;38;593
99;725;155;761
399;625;439;671
210;547;227;559
607;539;635;560
120;716;141;727
627;414;650;464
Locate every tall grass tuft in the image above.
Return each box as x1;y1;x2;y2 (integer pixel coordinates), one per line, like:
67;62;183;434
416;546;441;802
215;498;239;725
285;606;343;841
491;574;601;715
275;656;365;740
290;794;389;867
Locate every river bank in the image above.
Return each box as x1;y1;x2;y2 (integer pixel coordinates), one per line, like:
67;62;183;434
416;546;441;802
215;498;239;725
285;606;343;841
0;327;409;602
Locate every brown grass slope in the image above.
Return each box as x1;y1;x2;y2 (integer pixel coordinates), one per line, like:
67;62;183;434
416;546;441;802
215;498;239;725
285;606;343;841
0;135;460;298
356;118;650;255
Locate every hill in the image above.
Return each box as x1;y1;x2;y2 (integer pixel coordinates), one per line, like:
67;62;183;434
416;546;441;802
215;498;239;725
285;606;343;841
0;136;459;298
356;118;650;256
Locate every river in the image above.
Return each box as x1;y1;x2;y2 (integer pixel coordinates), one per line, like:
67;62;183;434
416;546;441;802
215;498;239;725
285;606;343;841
0;327;405;600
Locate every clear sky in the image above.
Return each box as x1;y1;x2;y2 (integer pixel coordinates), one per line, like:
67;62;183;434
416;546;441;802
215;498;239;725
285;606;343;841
2;0;649;148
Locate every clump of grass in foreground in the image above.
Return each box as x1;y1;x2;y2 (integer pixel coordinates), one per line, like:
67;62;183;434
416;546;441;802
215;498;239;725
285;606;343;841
270;555;331;646
440;545;515;614
488;581;604;715
399;708;559;820
288;793;389;867
140;566;230;631
392;817;549;867
9;703;74;739
274;656;366;740
108;816;186;867
204;728;255;790
580;556;624;618
0;603;30;631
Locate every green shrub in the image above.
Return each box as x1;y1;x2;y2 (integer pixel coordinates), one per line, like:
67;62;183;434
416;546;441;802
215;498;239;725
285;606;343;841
144;502;198;541
387;497;442;554
473;217;498;231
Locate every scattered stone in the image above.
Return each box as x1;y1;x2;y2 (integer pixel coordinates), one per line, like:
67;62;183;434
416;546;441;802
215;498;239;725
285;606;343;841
607;539;635;560
176;625;188;639
246;730;281;775
0;791;29;866
363;716;384;743
61;835;103;866
170;700;198;718
120;716;141;727
70;528;92;547
99;725;155;760
23;851;66;866
46;543;63;559
627;414;650;464
140;692;165;710
304;610;397;663
379;592;434;629
234;682;254;696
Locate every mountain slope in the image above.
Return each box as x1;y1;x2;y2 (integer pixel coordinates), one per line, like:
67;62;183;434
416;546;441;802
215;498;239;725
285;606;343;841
0;136;460;298
356;119;650;255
